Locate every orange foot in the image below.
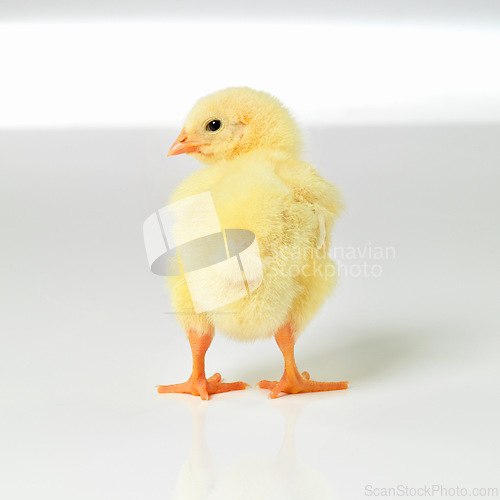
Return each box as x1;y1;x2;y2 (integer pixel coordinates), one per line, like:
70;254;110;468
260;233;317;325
158;373;249;401
258;371;349;399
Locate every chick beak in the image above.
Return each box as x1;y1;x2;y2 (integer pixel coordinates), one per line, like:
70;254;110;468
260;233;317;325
168;128;206;157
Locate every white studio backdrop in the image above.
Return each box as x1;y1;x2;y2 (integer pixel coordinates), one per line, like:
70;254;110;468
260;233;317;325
1;20;500;128
1;7;500;500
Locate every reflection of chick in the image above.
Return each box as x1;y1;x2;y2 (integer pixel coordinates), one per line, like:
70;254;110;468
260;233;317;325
158;87;349;399
171;396;336;500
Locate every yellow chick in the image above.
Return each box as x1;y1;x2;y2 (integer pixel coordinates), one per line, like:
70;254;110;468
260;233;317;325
158;87;349;399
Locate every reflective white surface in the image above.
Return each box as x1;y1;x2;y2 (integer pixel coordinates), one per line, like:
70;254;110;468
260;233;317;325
1;126;499;498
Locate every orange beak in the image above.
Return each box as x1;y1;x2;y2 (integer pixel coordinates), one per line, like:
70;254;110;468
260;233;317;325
168;128;207;157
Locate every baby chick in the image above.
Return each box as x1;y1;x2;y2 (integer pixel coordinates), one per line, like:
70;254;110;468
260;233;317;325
158;87;349;399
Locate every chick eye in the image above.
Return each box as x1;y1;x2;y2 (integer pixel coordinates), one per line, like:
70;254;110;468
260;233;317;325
206;119;222;132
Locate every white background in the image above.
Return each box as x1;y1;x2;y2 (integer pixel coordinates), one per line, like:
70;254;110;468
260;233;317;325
1;2;499;499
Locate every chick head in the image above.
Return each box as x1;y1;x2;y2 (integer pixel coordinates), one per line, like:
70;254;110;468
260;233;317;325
168;87;302;164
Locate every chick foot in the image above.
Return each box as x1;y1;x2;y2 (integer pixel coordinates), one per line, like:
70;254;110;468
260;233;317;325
158;329;249;400
259;371;349;399
158;373;248;401
259;324;349;398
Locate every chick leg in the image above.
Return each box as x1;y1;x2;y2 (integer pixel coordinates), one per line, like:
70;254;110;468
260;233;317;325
157;328;248;400
258;324;349;399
